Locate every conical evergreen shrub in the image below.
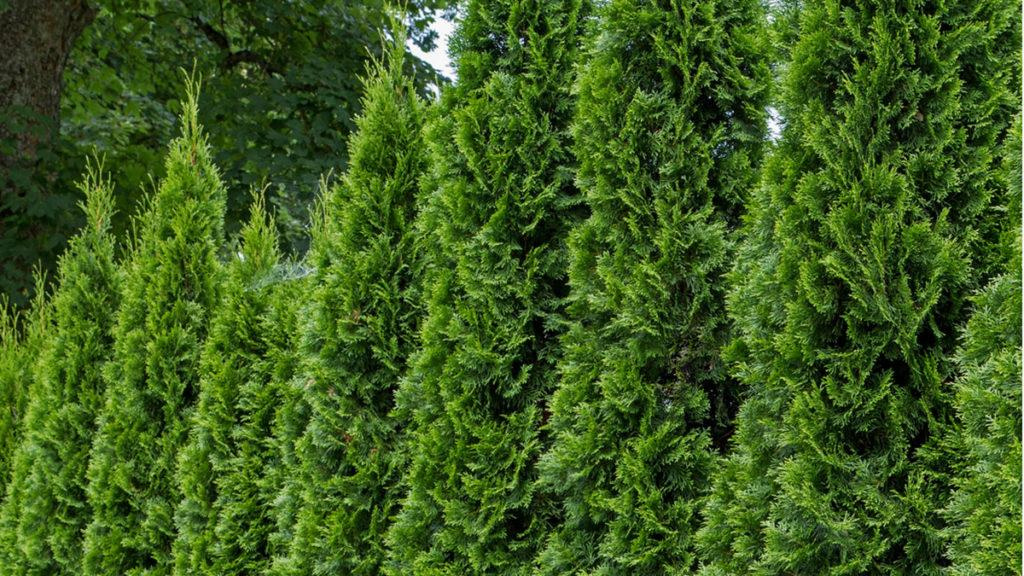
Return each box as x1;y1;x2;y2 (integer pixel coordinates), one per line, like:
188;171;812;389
279;32;428;576
82;81;226;576
0;282;48;498
213;268;306;576
262;274;313;576
171;192;286;575
385;0;588;572
535;0;770;572
697;0;1020;572
944;117;1021;575
0;167;120;575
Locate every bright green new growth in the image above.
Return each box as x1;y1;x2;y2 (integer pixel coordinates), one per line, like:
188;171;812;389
281;30;427;576
697;0;1020;572
944;117;1021;575
386;0;587;572
171;192;284;575
0;167;120;576
0;282;49;499
82;81;226;576
536;0;769;572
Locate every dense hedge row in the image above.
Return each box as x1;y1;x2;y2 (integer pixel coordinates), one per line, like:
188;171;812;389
0;0;1019;574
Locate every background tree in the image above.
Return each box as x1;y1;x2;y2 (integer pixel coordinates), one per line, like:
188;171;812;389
81;82;225;576
535;0;770;572
696;0;1020;571
171;192;285;575
944;117;1021;575
282;30;428;576
0;0;453;306
385;0;588;572
0;166;120;575
0;1;95;306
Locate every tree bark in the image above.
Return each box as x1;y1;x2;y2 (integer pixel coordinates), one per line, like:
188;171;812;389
0;0;95;304
0;1;94;169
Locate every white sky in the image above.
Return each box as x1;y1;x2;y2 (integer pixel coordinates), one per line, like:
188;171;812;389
408;15;456;79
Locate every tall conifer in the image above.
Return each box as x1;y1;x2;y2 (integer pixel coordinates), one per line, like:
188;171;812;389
386;0;587;572
171;193;285;575
82;82;225;576
214;269;306;575
0;284;48;497
536;0;769;572
944;117;1021;575
280;30;428;576
697;0;1020;572
0;167;120;575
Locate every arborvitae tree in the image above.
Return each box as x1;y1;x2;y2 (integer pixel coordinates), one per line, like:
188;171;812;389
385;0;587;572
0;282;48;496
279;32;427;576
82;82;225;576
171;193;284;575
0;167;120;576
944;117;1021;575
263;276;313;576
697;0;1020;572
212;269;305;576
535;0;770;572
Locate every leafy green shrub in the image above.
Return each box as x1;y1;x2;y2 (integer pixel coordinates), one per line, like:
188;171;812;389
944;117;1021;575
385;0;588;572
82;82;225;576
171;193;287;575
279;32;428;576
0;167;119;575
696;0;1020;571
536;0;770;572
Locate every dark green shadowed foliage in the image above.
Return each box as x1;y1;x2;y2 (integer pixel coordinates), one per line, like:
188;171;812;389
280;30;428;576
171;192;285;575
535;0;770;572
81;81;226;576
385;0;588;573
0;167;120;576
696;0;1020;572
944;116;1021;576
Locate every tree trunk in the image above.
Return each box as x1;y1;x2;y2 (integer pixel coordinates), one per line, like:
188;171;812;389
0;0;95;304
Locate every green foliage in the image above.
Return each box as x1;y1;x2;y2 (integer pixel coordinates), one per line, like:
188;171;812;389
81;82;225;576
0;167;120;575
170;193;285;575
696;0;1020;572
279;32;428;576
211;269;307;576
60;0;453;253
0;282;49;496
944;117;1021;575
535;0;770;572
385;0;588;572
1;0;454;306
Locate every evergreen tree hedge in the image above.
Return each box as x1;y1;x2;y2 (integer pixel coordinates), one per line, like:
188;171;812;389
385;0;587;572
214;268;306;576
171;193;286;575
697;0;1020;572
944;116;1021;575
82;82;226;576
0;284;48;499
535;0;770;572
0;167;120;575
281;32;428;576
